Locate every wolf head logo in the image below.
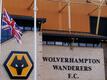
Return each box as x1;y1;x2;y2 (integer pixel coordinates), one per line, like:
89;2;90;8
11;56;28;75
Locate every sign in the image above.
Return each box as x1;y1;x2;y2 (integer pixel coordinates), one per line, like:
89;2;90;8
39;46;105;80
4;51;33;79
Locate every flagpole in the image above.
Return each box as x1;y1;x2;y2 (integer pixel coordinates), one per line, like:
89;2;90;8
0;1;6;79
0;0;2;44
68;1;71;33
96;0;104;35
34;0;37;80
0;0;2;78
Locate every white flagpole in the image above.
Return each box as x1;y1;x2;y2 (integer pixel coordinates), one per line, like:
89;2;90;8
34;0;37;80
66;0;71;33
96;0;104;34
0;1;2;79
0;0;2;43
0;0;2;58
68;1;71;33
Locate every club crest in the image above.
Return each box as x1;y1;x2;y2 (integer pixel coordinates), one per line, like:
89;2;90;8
4;51;34;79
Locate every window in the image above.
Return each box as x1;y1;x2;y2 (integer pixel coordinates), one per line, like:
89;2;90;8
42;41;102;48
90;16;107;36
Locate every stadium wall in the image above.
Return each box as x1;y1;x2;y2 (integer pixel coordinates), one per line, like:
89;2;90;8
37;0;107;32
38;45;106;80
0;31;34;80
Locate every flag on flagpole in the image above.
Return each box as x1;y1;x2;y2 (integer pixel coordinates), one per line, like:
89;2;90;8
2;8;22;44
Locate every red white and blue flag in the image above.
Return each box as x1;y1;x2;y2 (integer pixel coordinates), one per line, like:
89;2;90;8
2;8;22;44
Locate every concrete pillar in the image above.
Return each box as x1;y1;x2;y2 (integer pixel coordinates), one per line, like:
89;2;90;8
102;43;107;80
37;32;43;80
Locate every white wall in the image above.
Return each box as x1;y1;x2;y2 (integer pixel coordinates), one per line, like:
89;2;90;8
37;32;43;80
0;31;34;80
39;45;105;80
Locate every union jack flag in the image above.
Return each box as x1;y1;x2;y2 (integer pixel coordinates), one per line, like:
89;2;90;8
2;8;22;44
